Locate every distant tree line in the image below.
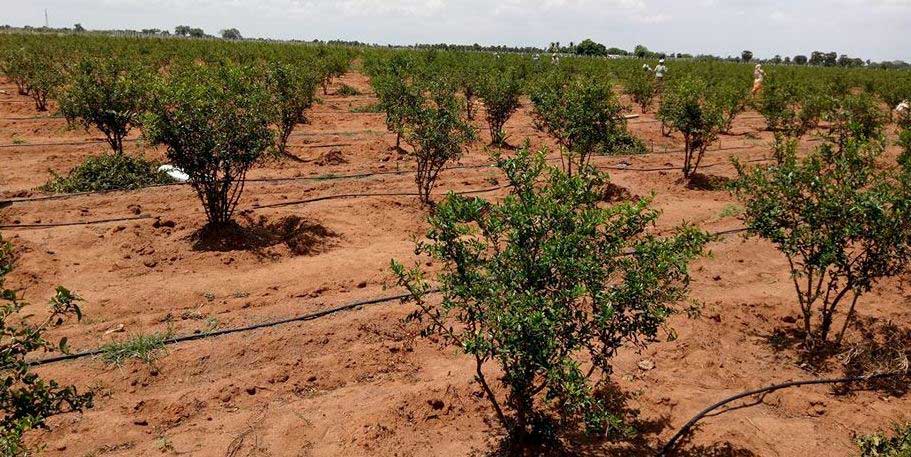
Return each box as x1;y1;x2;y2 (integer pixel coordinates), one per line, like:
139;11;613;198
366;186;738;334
0;25;907;68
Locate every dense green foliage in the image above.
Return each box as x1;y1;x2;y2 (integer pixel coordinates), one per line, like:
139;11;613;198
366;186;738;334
476;66;523;147
734;137;911;346
393;149;709;445
266;61;320;156
41;152;173;193
58;57;153;155
658;77;725;178
401;83;476;205
531;74;643;174
0;237;93;455
858;423;911;457
144;63;275;227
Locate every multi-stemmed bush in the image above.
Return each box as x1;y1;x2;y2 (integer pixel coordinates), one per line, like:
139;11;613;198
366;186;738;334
392;148;709;447
21;47;64;112
623;71;657;113
711;80;750;133
0;236;93;455
823;92;887;147
265;61;320;157
734;136;911;347
145;63;274;228
531;74;643;175
402;83;476;206
59;57;152;155
476;67;522;147
0;47;31;96
756;81;819;138
658;77;725;179
371;56;422;151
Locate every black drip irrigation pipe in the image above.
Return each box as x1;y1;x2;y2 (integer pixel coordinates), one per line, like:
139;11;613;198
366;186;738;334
0;147;768;206
0;186;508;230
0;215;152;230
251;185;507;211
27;227;749;367
658;371;911;456
29;291;427;367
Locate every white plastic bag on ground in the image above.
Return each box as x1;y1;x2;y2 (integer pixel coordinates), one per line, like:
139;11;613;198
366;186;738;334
158;164;190;183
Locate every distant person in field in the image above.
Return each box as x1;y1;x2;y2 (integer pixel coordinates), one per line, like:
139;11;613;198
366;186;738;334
643;59;667;82
551;53;560;65
896;99;910;117
752;64;766;96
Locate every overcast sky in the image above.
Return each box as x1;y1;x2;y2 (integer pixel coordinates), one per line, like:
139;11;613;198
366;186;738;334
7;0;911;61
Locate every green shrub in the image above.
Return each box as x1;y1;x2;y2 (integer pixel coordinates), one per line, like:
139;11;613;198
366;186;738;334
858;423;911;457
658;77;725;179
266;61;320;156
756;81;820;138
371;55;422;150
477;67;522;147
0;236;93;455
623;71;657;113
0;47;31;96
145;63;274;227
734;137;911;347
531;74;644;175
22;47;64;112
711;80;750;133
402;83;475;205
335;83;361;96
392;148;709;446
824;92;887;147
59;57;152;155
41;152;172;193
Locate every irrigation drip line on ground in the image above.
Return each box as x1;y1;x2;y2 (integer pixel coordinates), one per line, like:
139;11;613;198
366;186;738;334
0;185;507;230
29;291;426;367
0;215;152;230
0;148;770;206
28;227;748;367
658;370;911;456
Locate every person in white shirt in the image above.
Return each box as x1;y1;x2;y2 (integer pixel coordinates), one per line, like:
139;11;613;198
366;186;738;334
896;100;911;126
752;64;766;95
654;59;667;80
643;59;667;81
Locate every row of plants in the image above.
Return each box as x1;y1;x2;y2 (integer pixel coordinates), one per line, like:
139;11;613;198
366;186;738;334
1;34;910;454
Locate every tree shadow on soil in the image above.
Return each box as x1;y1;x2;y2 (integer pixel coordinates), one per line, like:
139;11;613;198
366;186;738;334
190;213;338;257
762;316;911;397
685;173;732;191
473;381;755;457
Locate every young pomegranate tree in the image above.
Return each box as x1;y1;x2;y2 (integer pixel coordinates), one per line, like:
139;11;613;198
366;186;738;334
402;83;476;206
0;47;31;96
371;56;422;151
476;66;522;147
734;137;911;347
266;61;320;157
144;63;274;227
392;149;709;447
531;74;643;175
59;57;152;155
0;236;93;455
658;77;725;179
22;47;64;112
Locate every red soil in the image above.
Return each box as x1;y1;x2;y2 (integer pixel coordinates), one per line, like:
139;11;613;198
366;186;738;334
0;71;908;456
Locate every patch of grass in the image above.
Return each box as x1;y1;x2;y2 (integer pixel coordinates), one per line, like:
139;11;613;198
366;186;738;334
350;102;382;113
336;84;362;96
718;204;744;219
857;422;911;456
41;152;174;193
98;331;171;366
